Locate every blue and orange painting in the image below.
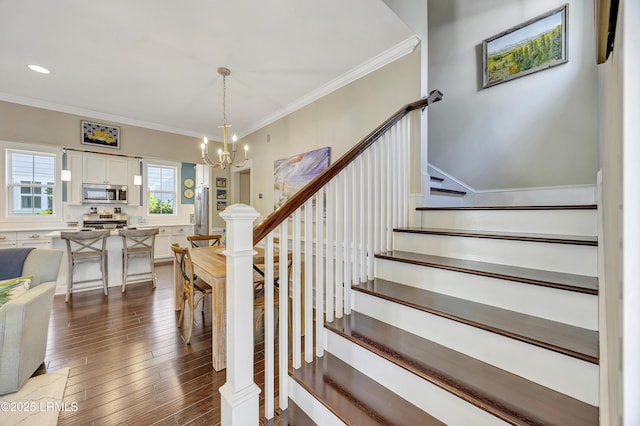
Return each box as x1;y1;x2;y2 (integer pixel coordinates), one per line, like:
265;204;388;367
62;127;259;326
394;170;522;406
274;147;330;209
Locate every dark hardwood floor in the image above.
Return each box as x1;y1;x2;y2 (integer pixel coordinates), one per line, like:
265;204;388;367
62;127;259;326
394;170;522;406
37;263;283;425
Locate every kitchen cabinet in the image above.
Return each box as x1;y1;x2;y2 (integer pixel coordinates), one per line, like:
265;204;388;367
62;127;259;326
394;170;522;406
154;227;172;259
17;231;52;248
147;225;193;260
195;164;210;187
83;155;130;185
66;151;84;205
0;230;53;249
0;231;17;248
127;160;141;206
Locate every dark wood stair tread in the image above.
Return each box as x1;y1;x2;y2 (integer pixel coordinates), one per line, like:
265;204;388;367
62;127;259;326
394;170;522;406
417;204;597;211
430;176;444;182
376;250;598;295
326;312;598;426
290;351;445;425
395;227;598;246
353;279;599;363
430;187;467;195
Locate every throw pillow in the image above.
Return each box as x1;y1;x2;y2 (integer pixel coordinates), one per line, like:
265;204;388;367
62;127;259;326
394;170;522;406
0;275;33;308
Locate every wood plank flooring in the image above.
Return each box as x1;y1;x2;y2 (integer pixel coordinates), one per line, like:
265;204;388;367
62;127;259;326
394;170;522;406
36;263;283;425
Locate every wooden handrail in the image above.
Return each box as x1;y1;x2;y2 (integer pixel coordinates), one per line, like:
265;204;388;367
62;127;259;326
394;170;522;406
253;89;444;244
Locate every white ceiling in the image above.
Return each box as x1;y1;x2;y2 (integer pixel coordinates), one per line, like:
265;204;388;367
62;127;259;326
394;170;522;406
0;0;415;141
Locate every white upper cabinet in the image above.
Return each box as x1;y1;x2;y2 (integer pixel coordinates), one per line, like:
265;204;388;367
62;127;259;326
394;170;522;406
127;159;141;206
66;151;84;205
195;164;210;187
83;155;129;185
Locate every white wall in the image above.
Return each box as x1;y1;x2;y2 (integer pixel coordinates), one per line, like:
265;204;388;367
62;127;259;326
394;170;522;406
427;0;599;190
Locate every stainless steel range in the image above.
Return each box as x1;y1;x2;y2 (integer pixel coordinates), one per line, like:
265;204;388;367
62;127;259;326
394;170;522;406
82;213;128;229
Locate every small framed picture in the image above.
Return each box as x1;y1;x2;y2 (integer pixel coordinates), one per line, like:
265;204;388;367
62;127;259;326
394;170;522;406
81;120;120;149
216;177;227;188
216;189;227;200
217;201;226;211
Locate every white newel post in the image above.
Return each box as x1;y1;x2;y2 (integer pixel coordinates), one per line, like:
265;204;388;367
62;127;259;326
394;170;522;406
219;204;261;426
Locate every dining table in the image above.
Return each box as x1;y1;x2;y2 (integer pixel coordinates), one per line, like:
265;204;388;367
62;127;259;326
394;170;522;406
173;245;288;371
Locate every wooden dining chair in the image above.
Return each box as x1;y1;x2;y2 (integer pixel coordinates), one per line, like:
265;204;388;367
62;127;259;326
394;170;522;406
171;243;212;344
187;234;222;248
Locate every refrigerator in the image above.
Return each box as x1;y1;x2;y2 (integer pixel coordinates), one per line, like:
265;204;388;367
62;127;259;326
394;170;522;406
194;186;209;236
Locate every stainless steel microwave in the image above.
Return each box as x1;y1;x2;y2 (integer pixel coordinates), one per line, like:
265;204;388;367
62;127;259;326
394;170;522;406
82;184;128;204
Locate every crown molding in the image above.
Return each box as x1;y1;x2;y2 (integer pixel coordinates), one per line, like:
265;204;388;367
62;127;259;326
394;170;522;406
0;93;204;139
239;35;420;138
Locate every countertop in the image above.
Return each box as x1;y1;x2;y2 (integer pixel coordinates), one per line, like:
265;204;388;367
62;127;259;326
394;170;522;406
45;223;194;238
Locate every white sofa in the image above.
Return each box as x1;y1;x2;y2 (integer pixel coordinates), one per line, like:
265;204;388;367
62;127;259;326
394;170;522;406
0;248;63;395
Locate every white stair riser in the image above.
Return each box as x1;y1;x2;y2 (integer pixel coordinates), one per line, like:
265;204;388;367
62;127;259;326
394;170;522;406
352;292;599;406
427;194;465;207
288;377;346;426
375;258;598;330
420;210;597;236
325;331;508;426
393;232;597;276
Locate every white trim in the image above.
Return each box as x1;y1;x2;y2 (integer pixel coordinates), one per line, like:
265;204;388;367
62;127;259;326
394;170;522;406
241;36;420;138
229;159;253;206
427;163;475;192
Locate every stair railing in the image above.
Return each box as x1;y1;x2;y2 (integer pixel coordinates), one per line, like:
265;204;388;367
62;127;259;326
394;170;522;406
220;90;443;425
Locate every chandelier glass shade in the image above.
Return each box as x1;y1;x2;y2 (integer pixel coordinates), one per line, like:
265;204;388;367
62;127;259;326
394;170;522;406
200;67;248;169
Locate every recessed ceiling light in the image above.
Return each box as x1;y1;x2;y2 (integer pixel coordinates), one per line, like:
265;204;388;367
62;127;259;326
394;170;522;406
27;64;51;74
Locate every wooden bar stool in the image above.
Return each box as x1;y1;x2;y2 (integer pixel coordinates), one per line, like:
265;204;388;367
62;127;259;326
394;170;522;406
118;228;159;292
60;230;110;302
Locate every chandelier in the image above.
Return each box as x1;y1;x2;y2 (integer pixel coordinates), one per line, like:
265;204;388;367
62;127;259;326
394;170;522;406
200;67;248;169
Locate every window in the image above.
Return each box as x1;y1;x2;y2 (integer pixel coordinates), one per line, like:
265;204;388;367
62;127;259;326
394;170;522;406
147;164;176;215
7;150;56;215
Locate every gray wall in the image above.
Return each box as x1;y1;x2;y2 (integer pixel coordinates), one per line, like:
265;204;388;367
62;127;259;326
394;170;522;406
427;0;599;190
0;101;203;163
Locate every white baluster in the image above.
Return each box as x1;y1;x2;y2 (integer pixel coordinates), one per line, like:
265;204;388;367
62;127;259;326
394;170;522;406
343;165;352;314
361;150;368;282
315;188;324;358
367;147;375;279
292;209;302;369
326;179;335;322
304;198;313;362
219;204;260;426
352;157;360;286
265;231;275;419
385;131;393;252
278;222;289;410
335;172;344;317
374;140;381;255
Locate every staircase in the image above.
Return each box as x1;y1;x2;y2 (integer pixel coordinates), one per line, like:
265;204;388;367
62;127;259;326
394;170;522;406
288;205;599;425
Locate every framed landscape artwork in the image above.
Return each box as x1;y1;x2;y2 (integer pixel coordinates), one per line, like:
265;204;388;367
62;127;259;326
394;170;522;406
482;4;568;88
81;120;120;149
